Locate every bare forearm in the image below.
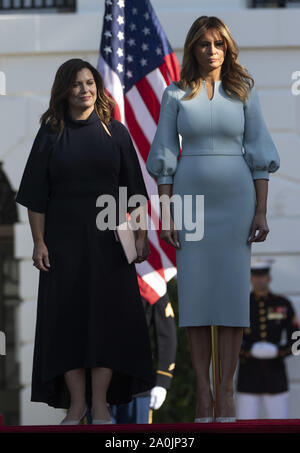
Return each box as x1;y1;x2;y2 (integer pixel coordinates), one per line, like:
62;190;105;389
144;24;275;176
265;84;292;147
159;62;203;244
158;183;173;198
28;210;46;245
129;203;150;263
253;179;268;214
128;203;148;239
157;183;180;248
158;183;173;224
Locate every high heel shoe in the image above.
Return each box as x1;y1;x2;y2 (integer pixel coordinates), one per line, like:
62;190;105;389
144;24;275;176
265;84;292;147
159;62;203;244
91;402;113;424
216;387;236;422
60;405;88;425
92;419;113;424
194;394;214;423
215;417;236;423
194;417;213;423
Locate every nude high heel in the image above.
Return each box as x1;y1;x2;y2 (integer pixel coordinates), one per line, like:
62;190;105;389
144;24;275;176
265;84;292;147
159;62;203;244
92;419;113;424
215;390;236;422
194;417;213;423
60;405;88;425
92;402;113;424
215;417;236;422
194;394;214;423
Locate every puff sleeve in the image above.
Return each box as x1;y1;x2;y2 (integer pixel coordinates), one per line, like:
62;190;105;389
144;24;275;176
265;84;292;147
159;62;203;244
118;122;149;206
242;85;280;180
146;83;180;185
15;124;55;213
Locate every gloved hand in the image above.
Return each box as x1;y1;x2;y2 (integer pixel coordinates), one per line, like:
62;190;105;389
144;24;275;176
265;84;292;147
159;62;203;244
149;386;167;410
250;341;278;359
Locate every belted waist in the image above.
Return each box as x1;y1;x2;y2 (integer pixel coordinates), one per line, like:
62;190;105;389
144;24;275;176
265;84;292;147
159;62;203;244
181;147;244;156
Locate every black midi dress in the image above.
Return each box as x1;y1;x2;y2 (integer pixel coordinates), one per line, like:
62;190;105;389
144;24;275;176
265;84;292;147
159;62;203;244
15;108;156;409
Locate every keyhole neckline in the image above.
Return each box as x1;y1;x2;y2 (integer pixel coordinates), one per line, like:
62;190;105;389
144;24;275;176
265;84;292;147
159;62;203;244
203;79;222;101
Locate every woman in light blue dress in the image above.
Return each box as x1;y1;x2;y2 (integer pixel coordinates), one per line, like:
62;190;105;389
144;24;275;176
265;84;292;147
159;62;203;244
146;16;280;422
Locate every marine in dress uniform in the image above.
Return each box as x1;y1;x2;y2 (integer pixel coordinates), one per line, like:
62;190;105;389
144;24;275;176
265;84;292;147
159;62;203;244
109;292;177;424
236;258;300;419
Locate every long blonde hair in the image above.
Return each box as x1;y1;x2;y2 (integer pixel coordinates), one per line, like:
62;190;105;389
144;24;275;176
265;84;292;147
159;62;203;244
40;58;115;140
176;16;254;102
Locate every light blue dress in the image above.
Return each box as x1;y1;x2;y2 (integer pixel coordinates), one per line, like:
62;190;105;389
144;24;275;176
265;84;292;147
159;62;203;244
146;80;280;327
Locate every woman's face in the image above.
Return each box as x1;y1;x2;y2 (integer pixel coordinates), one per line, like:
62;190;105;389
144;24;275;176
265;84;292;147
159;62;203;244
68;68;97;111
193;28;226;76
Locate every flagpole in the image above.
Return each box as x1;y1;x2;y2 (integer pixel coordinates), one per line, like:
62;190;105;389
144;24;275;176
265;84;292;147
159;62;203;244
149;408;153;424
211;326;221;420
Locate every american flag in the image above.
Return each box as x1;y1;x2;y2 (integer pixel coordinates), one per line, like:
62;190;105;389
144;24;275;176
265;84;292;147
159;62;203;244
97;0;181;305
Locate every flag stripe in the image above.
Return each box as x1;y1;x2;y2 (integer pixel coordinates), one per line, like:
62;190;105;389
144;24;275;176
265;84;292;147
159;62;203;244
98;0;181;304
136;77;161;123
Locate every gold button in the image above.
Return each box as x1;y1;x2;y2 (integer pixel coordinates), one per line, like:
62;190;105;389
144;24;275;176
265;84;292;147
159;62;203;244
259;309;266;315
261;332;267;338
258;301;265;307
260;324;266;330
260;317;266;322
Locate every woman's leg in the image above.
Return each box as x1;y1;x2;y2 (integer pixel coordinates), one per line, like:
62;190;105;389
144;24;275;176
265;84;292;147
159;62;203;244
64;368;87;420
91;367;113;420
217;326;243;418
186;326;213;418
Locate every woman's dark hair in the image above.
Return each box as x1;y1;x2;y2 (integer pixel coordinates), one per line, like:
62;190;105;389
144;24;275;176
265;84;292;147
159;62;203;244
40;58;115;139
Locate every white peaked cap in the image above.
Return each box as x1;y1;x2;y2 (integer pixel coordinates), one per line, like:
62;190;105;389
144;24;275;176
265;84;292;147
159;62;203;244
251;257;275;270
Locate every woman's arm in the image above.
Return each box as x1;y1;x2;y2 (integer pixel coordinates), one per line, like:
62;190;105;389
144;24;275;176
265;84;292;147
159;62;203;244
242;86;280;245
129;182;181;261
158;183;180;249
128;204;150;263
242;85;280;180
146;83;180;186
248;179;269;243
116;120;151;264
254;179;268;214
28;210;50;271
145;84;181;249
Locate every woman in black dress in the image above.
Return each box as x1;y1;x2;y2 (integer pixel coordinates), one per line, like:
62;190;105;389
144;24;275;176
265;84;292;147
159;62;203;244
15;59;156;425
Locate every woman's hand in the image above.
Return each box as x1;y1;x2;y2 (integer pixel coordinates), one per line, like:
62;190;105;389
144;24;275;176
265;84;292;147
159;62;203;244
157;183;180;249
134;235;151;263
161;215;181;249
247;211;270;243
32;241;51;271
